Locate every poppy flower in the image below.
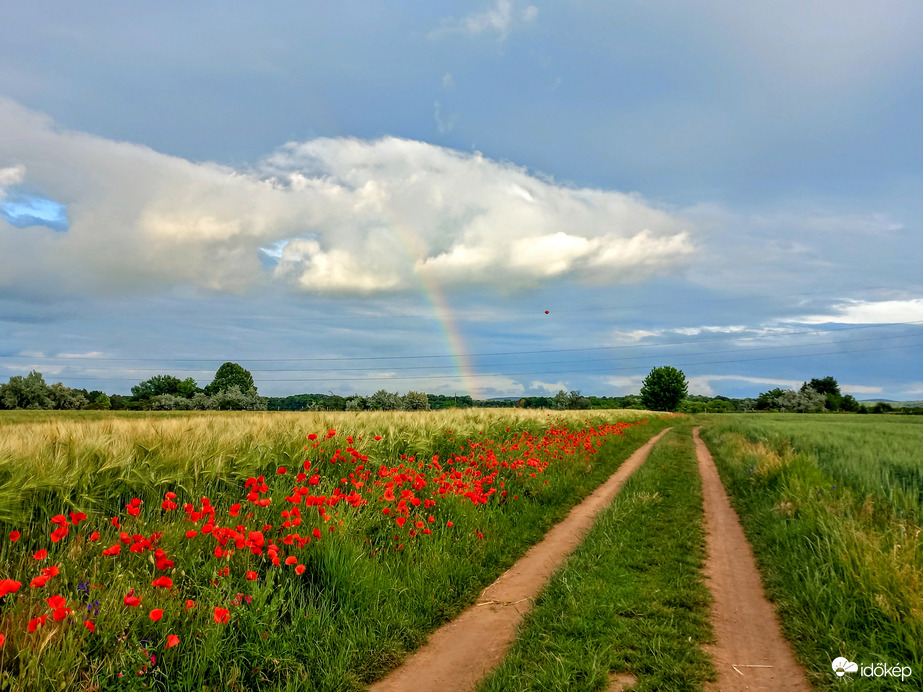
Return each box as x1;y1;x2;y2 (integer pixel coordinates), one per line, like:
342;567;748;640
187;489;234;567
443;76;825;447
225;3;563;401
245;571;258;581
166;634;179;649
52;607;71;621
8;531;20;542
89;532;100;541
185;530;198;539
374;435;382;441
152;576;173;589
30;575;49;589
294;564;305;575
284;556;297;566
149;609;164;621
0;633;5;646
312;528;321;540
0;579;21;597
33;549;47;560
185;599;195;610
213;606;230;624
41;565;59;577
28;615;46;632
84;620;95;632
123;589;141;607
277;467;287;475
396;517;406;528
46;595;66;610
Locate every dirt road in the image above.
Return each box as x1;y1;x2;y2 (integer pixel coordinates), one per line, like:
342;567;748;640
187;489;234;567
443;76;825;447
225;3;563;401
370;428;672;692
693;427;810;691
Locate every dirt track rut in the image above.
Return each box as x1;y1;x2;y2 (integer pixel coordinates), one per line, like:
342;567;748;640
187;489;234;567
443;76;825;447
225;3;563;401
370;427;672;692
694;427;810;691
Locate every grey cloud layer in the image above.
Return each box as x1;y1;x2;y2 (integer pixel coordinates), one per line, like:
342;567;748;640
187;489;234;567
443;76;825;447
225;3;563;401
0;100;693;297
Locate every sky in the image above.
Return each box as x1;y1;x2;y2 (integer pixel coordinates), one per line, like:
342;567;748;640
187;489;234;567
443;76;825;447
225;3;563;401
1;0;922;401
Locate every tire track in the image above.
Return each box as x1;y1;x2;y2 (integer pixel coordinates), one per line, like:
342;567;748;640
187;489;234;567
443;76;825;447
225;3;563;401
693;427;810;691
370;427;672;692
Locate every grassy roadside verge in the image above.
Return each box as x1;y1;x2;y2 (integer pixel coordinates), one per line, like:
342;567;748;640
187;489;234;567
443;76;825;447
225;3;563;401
700;417;923;690
478;423;714;692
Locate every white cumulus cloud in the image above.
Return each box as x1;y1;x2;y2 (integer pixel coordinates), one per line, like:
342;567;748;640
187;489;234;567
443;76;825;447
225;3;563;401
0;98;693;297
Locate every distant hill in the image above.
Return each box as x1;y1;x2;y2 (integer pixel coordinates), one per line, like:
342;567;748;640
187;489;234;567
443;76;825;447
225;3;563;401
859;399;923;407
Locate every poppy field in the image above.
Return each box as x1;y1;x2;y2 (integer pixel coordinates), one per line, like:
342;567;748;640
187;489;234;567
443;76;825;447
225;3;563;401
0;409;664;691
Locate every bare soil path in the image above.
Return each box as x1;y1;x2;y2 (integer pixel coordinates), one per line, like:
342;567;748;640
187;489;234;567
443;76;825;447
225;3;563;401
693;427;810;691
370;427;672;692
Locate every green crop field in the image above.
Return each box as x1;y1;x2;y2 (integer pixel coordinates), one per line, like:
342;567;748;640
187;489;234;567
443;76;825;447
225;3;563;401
700;414;923;690
0;409;665;691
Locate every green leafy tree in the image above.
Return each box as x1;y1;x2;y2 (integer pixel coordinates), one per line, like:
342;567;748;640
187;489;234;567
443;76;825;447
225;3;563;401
640;366;688;411
840;394;861;412
402;391;430;411
369;390;403;411
131;375;184;400
205;363;255;395
0;371;53;409
756;388;787;410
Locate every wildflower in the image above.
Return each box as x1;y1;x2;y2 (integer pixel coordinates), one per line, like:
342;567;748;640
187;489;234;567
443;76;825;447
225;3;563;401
46;595;66;610
30;575;50;589
0;634;5;646
84;620;95;632
0;579;22;597
166;634;179;649
123;589;141;607
295;564;306;575
277;467;287;475
185;600;195;610
213;606;230;624
33;549;47;560
28;615;47;632
152;576;173;589
52;607;71;621
89;532;100;541
149;609;164;622
245;571;258;581
8;531;20;542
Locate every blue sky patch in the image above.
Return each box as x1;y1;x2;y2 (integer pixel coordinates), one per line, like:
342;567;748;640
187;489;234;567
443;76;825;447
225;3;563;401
1;194;69;232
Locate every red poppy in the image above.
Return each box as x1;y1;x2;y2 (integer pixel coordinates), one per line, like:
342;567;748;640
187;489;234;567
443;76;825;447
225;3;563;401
396;517;406;528
89;531;100;541
152;576;173;589
52;607;71;621
245;571;258;581
123;589;141;607
294;564;306;575
29;575;49;589
149;609;164;621
284;556;297;566
166;634;179;649
213;607;230;624
277;467;287;475
84;620;95;632
185;530;198;539
312;528;321;540
185;599;195;610
41;565;59;577
8;531;20;542
33;549;47;560
46;595;66;610
0;579;21;597
374;435;382;441
28;615;47;632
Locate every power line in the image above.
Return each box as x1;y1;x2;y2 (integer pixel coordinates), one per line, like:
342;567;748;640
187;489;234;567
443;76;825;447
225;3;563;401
3;320;922;365
37;340;923;384
29;328;923;375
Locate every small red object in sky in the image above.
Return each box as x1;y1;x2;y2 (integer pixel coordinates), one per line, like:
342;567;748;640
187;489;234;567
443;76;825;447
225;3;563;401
545;310;549;314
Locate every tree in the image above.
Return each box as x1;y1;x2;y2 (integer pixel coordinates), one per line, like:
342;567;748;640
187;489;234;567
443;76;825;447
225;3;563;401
131;375;184;400
778;387;826;413
402;391;430;411
840;394;861;412
206;363;255;395
640;366;688;411
369;390;403;411
0;371;53;409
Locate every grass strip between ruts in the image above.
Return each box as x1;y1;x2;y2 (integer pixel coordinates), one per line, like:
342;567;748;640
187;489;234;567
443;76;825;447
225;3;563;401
478;422;715;692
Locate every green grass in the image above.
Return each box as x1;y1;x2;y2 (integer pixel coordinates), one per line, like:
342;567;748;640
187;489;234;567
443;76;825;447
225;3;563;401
478;422;715;692
0;409;668;691
700;414;923;690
